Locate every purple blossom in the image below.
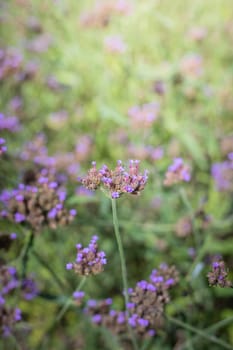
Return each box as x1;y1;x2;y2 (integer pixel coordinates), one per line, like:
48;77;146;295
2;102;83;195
14;212;25;223
92;314;102;323
66;263;73;270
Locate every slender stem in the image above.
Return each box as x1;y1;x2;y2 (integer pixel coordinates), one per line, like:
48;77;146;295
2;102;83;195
111;199;139;350
167;316;233;350
32;250;66;292
56;276;87;323
180;316;233;350
111;199;129;305
179;187;200;247
21;231;34;280
36;277;87;350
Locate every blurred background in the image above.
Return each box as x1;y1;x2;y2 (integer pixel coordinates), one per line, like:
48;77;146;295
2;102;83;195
0;0;233;349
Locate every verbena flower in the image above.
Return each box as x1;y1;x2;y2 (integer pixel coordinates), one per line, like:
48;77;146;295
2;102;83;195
128;102;160;129
21;277;38;300
211;154;233;192
66;236;107;276
207;260;232;288
164;158;191;186
73;291;85;306
80;160;148;199
86;264;179;338
0;168;76;231
104;35;127;54
0;138;7;155
0;113;21;132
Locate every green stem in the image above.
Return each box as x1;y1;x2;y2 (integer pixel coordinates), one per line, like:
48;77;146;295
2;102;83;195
167;316;233;350
180;316;233;350
56;276;87;323
111;199;139;350
21;231;34;280
111;199;129;305
36;277;87;350
179;187;200;248
32;250;66;292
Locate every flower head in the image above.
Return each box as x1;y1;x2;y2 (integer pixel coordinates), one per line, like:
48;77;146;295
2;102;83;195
164;158;191;186
81;160;148;199
67;236;107;276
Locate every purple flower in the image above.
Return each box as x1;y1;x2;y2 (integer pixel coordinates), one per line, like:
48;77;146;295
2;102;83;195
111;191;120;199
14;308;22;321
14;212;25;223
66;263;73;270
10;233;17;240
73;291;85;299
69;209;77;216
92;314;102;324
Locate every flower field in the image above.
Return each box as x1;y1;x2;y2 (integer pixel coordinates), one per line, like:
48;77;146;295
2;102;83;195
0;1;233;349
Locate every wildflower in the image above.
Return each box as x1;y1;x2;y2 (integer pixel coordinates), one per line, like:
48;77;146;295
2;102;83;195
128;102;160;129
0;113;21;132
0;168;76;231
180;53;203;78
0;138;7;155
0;305;22;337
86;264;179;338
211;156;233;192
73;291;85;306
207;260;232;288
21;277;38;300
81;160;148;199
175;216;192;237
66;236;107;276
164;158;191;186
188;26;207;42
104;35;127;54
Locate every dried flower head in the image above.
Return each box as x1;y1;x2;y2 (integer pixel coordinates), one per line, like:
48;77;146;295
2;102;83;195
66;236;107;276
164;158;191;186
0;168;76;231
86;264;179;338
81;160;148;199
0;306;21;337
207;260;232;288
175;216;192;237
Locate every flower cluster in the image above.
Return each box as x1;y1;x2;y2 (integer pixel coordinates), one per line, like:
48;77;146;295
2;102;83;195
86;264;179;338
207;260;232;288
66;236;107;276
128;144;164;161
127;264;179;338
0;306;22;337
85;298;127;335
79;0;132;28
0;113;21;132
0;138;7;155
164;158;191;186
180;53;203;79
104;35;127;54
73;291;85;306
0;168;76;231
21;277;38;300
211;153;233;192
128;102;160;129
81;160;148;199
0;48;23;81
0;266;21;337
20;133;92;178
0;266;19;304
